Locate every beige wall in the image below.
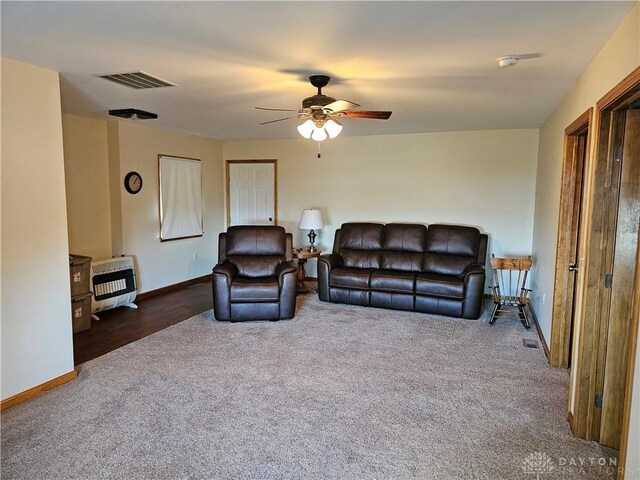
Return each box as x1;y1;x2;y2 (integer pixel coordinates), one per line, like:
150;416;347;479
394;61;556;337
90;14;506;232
107;121;123;256
1;58;75;399
62;117;225;294
531;3;640;344
529;4;639;474
62;114;112;260
110;121;225;292
224;129;539;278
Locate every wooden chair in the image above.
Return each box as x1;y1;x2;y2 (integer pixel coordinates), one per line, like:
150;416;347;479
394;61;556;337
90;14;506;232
489;254;533;328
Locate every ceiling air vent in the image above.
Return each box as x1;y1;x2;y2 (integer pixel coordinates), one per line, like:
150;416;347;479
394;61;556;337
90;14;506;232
95;71;177;89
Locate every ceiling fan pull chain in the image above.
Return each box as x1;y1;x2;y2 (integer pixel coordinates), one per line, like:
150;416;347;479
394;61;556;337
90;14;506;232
317;141;321;159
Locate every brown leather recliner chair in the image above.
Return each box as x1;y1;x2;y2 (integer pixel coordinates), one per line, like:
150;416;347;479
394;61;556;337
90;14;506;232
212;226;297;322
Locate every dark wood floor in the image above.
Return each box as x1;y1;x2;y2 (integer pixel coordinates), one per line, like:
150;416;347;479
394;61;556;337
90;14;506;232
73;281;212;366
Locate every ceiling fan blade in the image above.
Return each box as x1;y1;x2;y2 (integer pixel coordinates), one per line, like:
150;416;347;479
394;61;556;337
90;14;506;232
343;110;392;120
255;106;298;112
323;99;360;113
260;116;297;125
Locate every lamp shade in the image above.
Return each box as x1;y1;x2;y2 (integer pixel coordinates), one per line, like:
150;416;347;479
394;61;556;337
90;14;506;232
299;209;324;230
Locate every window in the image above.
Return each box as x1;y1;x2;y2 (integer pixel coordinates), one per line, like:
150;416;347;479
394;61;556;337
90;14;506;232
159;155;203;241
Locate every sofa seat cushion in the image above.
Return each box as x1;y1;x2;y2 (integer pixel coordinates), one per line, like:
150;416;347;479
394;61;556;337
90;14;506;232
329;267;373;290
230;277;279;302
370;270;417;293
415;273;464;299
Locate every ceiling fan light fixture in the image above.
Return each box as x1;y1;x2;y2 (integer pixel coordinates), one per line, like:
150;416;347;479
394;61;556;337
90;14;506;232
324;119;343;139
297;119;315;138
311;126;328;142
261;75;391;141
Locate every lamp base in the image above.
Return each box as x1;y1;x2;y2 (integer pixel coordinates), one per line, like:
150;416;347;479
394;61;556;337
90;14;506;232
307;229;317;252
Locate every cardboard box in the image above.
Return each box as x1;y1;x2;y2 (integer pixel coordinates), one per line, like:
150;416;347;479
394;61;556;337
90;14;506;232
71;293;92;333
69;254;91;297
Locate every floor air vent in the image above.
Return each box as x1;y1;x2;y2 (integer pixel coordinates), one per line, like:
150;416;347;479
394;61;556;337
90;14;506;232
95;71;177;89
523;339;539;349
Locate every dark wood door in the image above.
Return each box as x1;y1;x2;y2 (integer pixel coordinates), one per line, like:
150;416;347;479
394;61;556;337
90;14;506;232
598;108;640;447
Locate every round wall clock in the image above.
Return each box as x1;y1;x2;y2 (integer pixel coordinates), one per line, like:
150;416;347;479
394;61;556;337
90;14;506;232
124;171;143;194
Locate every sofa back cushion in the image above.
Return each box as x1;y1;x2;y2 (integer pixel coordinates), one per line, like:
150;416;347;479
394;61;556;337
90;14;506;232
225;225;286;277
380;224;427;271
422;254;478;276
422;225;481;276
338;223;384;269
425;224;480;256
383;224;427;252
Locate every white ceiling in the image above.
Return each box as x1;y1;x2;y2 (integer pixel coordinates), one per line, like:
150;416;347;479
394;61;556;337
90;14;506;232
1;1;636;140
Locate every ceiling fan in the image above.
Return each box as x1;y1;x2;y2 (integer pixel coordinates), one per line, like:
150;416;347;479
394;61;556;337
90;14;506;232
255;75;392;141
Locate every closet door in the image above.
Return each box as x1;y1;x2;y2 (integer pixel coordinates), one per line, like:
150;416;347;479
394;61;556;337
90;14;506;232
227;160;276;226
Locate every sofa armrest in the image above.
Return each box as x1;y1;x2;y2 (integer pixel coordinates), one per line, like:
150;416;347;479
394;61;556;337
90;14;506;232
462;264;486;319
317;253;343;302
318;253;343;270
462;263;485;278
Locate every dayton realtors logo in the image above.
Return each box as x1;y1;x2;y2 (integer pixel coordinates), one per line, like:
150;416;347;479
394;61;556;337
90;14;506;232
521;451;618;478
521;452;555;479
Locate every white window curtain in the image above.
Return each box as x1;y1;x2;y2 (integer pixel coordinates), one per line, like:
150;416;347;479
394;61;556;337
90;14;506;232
159;155;203;241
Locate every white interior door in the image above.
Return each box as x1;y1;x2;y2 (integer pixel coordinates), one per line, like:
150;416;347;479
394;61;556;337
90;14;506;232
228;161;275;226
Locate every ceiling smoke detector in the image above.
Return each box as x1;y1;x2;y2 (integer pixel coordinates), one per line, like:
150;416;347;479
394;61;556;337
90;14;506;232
109;108;158;120
497;55;519;68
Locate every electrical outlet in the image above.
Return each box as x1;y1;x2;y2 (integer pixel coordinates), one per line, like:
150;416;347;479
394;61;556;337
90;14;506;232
542;293;546;305
281;210;289;220
193;253;198;261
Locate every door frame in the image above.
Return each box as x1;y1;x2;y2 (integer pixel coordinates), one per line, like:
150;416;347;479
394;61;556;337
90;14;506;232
225;159;278;227
549;108;592;368
568;66;640;462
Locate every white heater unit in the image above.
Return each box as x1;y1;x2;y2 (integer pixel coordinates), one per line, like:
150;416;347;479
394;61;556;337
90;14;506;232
90;256;138;320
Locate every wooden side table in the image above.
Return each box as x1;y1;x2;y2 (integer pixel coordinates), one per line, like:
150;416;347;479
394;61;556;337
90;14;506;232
292;249;321;293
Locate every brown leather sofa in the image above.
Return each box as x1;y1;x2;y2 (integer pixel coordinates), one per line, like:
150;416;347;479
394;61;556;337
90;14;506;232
212;225;297;322
317;223;488;319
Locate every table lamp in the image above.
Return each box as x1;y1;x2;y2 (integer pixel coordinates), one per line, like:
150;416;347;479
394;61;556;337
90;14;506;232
299;209;324;252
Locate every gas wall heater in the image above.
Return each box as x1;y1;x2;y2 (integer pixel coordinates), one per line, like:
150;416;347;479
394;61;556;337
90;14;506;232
90;256;138;320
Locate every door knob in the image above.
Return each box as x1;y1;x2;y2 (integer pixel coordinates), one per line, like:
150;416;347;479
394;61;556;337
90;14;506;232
269;217;273;222
568;263;578;272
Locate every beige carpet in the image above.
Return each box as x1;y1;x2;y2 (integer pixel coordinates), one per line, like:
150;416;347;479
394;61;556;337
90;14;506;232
1;296;616;479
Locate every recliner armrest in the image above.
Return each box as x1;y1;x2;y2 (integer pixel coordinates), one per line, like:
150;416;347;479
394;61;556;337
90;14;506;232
276;261;296;278
277;261;296;291
213;261;237;282
318;253;343;270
